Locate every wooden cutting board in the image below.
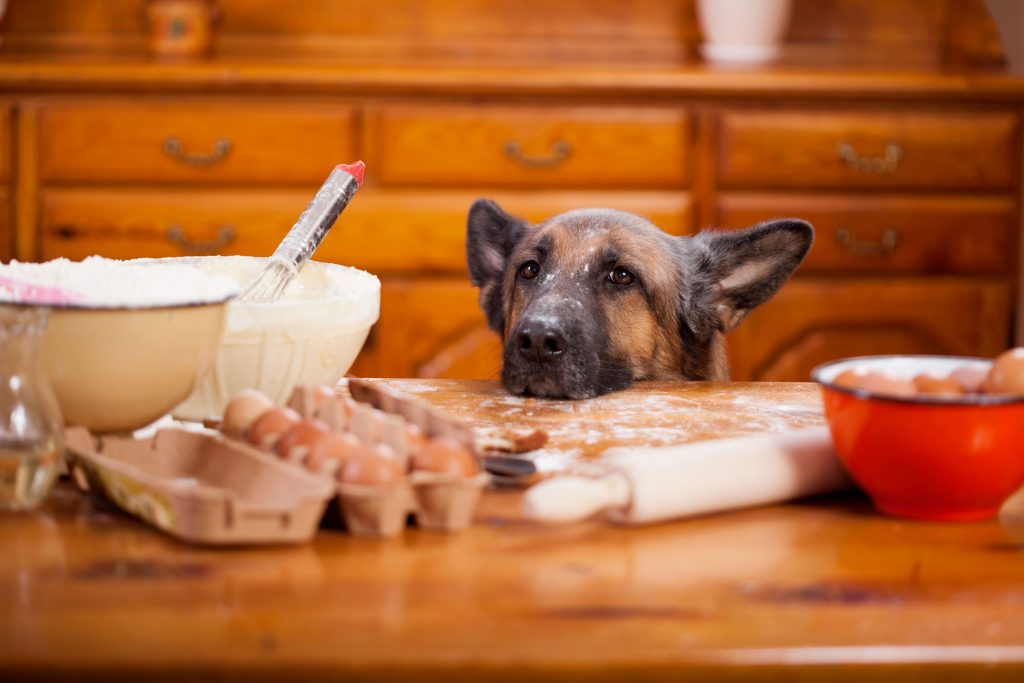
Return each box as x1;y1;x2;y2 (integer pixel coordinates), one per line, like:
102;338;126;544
350;379;825;475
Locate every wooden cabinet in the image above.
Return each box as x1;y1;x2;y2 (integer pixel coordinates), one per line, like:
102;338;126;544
351;278;502;380
717;194;1018;275
717;110;1018;191
0;189;9;261
4;7;1021;384
365;105;692;188
41;187;693;269
0;106;10;183
728;278;1014;381
39;102;357;184
20;99;1024;383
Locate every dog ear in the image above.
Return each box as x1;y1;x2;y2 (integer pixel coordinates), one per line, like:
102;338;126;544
686;219;813;333
466;198;530;332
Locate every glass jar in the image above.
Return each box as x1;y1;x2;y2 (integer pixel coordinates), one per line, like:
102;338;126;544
0;307;64;510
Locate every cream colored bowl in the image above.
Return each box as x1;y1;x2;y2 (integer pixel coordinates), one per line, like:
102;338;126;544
42;303;228;433
171;256;380;420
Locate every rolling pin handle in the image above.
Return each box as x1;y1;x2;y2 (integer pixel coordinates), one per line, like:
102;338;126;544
523;472;630;524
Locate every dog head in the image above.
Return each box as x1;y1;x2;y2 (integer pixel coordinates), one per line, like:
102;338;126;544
466;199;813;398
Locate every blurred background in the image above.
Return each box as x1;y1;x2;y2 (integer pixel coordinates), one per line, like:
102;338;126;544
0;0;1020;382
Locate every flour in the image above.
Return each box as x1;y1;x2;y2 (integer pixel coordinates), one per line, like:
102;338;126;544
0;256;239;308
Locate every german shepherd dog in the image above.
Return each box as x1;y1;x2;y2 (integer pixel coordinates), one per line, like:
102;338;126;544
466;199;813;399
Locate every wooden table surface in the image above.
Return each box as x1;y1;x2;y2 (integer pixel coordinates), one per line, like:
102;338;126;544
4;381;1024;682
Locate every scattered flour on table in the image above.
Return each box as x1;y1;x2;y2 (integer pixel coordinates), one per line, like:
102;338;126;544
0;256;239;307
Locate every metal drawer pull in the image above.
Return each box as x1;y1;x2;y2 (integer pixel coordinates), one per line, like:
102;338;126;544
162;137;232;166
165;224;236;253
837;142;904;173
503;140;571;168
834;227;902;257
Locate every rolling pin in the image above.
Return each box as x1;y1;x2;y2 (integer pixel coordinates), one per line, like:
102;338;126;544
522;426;851;524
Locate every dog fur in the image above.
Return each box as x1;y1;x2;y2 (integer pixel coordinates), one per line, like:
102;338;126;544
466;199;813;399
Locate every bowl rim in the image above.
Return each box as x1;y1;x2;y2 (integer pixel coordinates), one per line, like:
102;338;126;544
811;354;1024;407
159;256;381;308
0;296;235;312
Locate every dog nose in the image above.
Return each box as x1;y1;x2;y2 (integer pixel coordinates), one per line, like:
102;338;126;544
517;324;566;363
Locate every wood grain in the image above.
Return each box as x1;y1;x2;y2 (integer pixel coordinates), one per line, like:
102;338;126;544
0;104;11;182
366;105;691;189
13;101;39;262
4;381;1024;681
728;278;1014;381
0;0;1004;69
373;278;501;380
39;188;693;270
0;189;10;261
716;194;1018;275
359;379;824;470
717;110;1020;191
38;101;356;184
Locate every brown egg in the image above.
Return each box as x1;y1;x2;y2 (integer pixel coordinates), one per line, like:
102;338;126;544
274;418;331;461
306;431;363;472
982;348;1024;395
310;384;337;406
912;374;966;398
832;368;916;399
247;407;301;451
950;364;990;393
339;444;405;486
856;372;917;399
221;389;274;439
412;437;479;477
405;423;427;454
833;368;869;390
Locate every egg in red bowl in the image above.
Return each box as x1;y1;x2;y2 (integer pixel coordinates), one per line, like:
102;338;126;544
812;355;1024;522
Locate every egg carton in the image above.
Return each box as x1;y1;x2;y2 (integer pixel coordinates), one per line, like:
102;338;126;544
64;426;335;546
223;384;490;538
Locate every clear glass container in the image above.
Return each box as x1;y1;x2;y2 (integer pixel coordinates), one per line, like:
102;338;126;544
0;307;64;510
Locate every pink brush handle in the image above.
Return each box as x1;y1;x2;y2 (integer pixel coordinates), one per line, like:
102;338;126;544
0;275;84;305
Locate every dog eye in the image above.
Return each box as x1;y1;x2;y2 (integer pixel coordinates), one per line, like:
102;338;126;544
518;260;540;280
608;266;635;286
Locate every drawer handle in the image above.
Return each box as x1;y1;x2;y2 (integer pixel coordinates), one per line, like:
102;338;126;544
162;137;232;166
834;227;902;257
837;142;904;173
503;140;571;168
165;225;236;253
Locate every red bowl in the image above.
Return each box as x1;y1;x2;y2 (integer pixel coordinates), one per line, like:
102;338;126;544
812;355;1024;522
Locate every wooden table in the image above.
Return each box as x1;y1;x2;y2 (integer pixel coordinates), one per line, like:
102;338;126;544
4;381;1024;682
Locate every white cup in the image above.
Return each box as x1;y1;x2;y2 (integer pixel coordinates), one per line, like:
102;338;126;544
697;0;794;64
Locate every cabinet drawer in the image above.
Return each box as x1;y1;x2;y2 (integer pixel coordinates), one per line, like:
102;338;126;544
41;189;692;272
718;111;1018;191
39;102;356;184
716;195;1017;275
365;277;501;379
367;105;690;188
728;278;1013;382
0;106;10;182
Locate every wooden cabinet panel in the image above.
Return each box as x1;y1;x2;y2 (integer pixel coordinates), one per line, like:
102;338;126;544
717;194;1017;275
367;105;690;189
41;188;692;271
0;189;9;260
728;278;1013;382
718;110;1018;191
0;106;10;182
39;102;356;184
366;277;501;379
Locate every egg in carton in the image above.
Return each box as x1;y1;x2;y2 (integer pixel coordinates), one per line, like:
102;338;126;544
219;384;489;538
297;386;490;536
